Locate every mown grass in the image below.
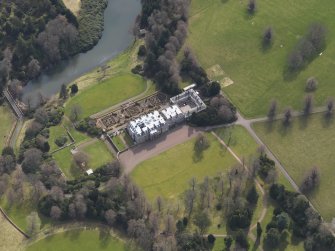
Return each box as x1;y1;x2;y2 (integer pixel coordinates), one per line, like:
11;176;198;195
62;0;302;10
26;229;128;251
111;135;127;152
48;125;71;152
253;113;335;221
65;73;146;120
131;133;238;202
188;0;335;117
0;105;15;151
81;140;114;170
53;147;79;179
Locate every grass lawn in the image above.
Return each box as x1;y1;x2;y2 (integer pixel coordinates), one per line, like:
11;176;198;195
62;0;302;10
214;126;295;190
188;0;335;117
0;213;25;251
253;113;335;221
213;237;225;251
81;140;114;170
65;73;146;120
53;147;80;179
26;229;129;251
48;125;71;152
131;133;238;202
0;105;15;150
111;135;127;152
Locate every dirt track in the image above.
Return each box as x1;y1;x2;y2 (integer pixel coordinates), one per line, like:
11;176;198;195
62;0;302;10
119;124;201;173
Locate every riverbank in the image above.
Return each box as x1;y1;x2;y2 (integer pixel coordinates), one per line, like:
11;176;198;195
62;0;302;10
22;0;141;104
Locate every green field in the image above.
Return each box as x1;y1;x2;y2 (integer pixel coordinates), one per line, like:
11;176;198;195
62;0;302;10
81;140;114;170
214;126;295;190
131;133;238;202
65;73;146;120
53;147;79;179
188;0;335;117
111;134;127;152
49;125;71;152
0;105;15;150
26;229;128;251
253;113;335;221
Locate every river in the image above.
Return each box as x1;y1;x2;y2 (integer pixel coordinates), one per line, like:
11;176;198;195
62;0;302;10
22;0;141;104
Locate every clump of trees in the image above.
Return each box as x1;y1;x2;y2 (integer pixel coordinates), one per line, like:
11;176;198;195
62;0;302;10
190;95;237;126
76;118;103;137
287;23;326;72
180;48;209;87
55;136;68;147
270;183;335;250
0;0;78;91
77;0;108;51
141;0;190;94
300;166;320;194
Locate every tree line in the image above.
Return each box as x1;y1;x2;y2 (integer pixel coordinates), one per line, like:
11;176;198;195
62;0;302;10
0;0;108;99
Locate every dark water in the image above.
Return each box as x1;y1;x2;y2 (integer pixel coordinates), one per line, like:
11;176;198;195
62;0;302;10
22;0;141;103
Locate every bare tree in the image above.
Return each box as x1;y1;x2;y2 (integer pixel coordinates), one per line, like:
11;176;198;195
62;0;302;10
247;0;256;14
193;210;211;235
73;151;89;169
165;214;175;235
326;98;334;117
156;196;163;212
50;206;62;220
104;209;117;226
263;26;273;46
27;58;41;79
184;189;196;217
267;100;277;121
22;148;43;173
50;186;64;202
70;104;82;122
26;212;41;236
34;107;49;126
283;108;292;126
300;166;320;193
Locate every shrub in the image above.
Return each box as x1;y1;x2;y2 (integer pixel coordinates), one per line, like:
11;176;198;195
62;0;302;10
305;77;318;92
55;136;68;147
70;84;79;94
138;45;147;57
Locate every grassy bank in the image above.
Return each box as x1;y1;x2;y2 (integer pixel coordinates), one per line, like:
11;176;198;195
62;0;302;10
131;133;238;202
188;0;335;117
65;73;146;120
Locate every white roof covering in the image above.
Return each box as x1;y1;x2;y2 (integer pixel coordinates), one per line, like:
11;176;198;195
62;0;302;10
86;169;93;175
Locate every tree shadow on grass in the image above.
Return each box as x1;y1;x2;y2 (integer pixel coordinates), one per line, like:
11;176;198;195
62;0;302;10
99;227;110;248
278;122;293;137
251;237;261;251
298;115;310;130
64;229;81;241
322;114;334;128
